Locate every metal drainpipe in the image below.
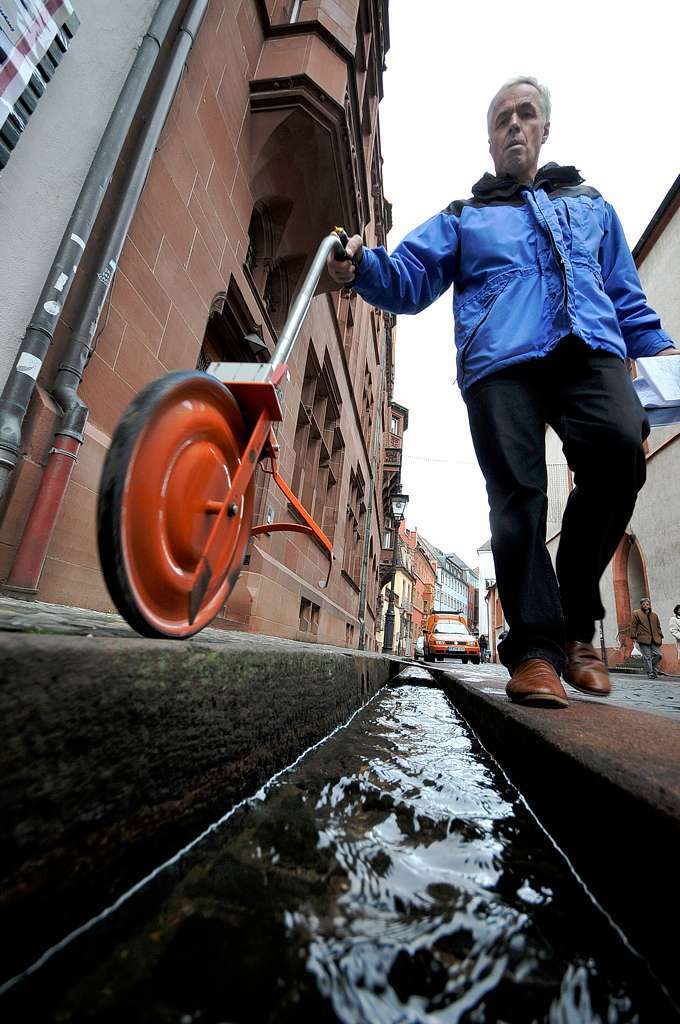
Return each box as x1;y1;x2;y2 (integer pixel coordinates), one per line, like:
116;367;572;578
6;0;210;594
0;0;182;509
357;313;390;650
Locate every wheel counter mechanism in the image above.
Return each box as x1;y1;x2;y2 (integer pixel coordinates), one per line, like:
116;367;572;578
97;230;355;638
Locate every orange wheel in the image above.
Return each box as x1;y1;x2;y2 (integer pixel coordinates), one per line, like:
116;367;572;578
97;372;254;638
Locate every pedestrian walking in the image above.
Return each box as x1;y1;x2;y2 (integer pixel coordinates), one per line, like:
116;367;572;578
478;633;488;663
669;604;680;666
630;598;664;679
327;75;678;709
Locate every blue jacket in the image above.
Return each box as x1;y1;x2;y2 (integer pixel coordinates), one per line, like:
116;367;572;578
352;164;674;393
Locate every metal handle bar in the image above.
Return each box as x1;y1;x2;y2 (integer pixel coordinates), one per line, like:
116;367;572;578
271;233;350;370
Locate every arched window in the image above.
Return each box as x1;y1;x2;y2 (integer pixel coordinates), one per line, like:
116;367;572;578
196;278;270;370
244;199;300;335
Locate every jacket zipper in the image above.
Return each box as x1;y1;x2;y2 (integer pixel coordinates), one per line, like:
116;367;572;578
529;188;568;310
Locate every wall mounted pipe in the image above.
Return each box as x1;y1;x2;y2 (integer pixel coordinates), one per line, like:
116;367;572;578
52;0;211;445
6;0;211;593
357;314;389;650
0;0;184;509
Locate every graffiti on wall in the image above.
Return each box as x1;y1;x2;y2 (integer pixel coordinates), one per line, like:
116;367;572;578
0;0;79;170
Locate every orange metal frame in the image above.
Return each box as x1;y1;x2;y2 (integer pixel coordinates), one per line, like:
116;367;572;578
188;371;334;622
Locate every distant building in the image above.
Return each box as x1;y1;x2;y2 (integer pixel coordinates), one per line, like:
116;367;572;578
402;525;437;645
417;536;468;618
465;566;479;632
377;399;411;654
476;539;495;638
376;535;414;656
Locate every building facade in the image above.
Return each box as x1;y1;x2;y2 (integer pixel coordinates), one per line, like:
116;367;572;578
376;398;411;652
402;524;437;645
417;536;469;618
375;536;414;656
0;0;397;649
465;566;479;632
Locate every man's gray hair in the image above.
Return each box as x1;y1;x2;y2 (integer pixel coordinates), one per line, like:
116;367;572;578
487;76;551;130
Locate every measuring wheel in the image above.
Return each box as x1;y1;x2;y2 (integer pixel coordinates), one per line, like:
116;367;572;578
97;371;254;638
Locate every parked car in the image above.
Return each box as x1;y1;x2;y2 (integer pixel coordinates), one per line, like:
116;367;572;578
414;635;425;660
423;612;480;664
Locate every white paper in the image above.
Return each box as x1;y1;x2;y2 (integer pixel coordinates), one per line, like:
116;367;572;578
636;356;680;404
633;355;680;425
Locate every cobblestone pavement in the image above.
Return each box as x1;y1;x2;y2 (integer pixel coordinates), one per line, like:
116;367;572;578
441;661;680;721
0;596;269;645
0;596;381;659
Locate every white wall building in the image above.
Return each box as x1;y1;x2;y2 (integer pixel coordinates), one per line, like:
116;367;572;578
0;0;158;386
476;539;495;637
546;174;680;672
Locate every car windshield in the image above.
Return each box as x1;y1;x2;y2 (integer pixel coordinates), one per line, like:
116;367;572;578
433;621;467;636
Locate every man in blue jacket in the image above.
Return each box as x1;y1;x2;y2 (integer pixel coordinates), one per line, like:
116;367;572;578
328;75;678;708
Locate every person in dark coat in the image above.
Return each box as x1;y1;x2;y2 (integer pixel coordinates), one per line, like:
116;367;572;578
630;598;663;679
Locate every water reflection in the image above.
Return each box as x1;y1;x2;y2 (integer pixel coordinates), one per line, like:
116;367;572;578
3;682;673;1022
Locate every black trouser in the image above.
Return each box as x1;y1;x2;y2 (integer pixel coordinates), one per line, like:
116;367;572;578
465;336;649;675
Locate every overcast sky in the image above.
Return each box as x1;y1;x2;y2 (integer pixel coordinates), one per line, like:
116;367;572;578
377;0;679;568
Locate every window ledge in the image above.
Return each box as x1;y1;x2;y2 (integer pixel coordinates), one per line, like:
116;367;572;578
341;569;360;594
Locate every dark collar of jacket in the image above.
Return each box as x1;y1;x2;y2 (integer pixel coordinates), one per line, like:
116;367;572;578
470;162;584;202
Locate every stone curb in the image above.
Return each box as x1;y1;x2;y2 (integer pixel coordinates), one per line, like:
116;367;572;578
0;632;400;980
430;665;680;1004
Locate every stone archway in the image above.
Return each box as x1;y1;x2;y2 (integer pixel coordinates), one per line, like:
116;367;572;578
612;532;651;658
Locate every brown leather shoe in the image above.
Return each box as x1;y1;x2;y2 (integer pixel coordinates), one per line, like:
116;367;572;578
563;641;611;697
506;659;568;708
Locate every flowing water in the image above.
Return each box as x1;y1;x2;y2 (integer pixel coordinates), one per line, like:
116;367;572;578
2;670;675;1022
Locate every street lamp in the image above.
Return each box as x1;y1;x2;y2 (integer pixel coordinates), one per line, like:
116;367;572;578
382;492;409;653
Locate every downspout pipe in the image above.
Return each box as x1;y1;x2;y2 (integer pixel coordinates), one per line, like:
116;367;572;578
6;0;211;594
358;313;390;650
0;0;183;508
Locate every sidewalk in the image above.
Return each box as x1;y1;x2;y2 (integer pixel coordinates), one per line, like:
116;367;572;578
448;660;680;719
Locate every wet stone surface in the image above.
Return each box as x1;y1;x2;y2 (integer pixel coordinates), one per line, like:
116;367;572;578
3;673;675;1022
447;662;680;720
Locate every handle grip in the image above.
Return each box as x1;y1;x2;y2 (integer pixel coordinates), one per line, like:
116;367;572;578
333;226;358;266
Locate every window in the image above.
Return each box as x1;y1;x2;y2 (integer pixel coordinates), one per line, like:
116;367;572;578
391;415;399;434
292;344;344;539
360;361;374;443
196;279;268;370
299;596;320;635
244;199;299;333
345;622;355;646
336;289;357;360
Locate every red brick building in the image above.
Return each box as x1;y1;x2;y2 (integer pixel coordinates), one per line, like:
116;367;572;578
402;524;437;644
0;0;396;648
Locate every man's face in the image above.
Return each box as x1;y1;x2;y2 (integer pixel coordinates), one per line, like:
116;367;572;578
641;600;651;612
488;84;549;183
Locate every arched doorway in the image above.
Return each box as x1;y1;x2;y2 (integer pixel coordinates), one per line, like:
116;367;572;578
627;542;648;608
612;532;651;658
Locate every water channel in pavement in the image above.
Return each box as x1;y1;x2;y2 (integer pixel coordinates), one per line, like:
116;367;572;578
2;668;676;1022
